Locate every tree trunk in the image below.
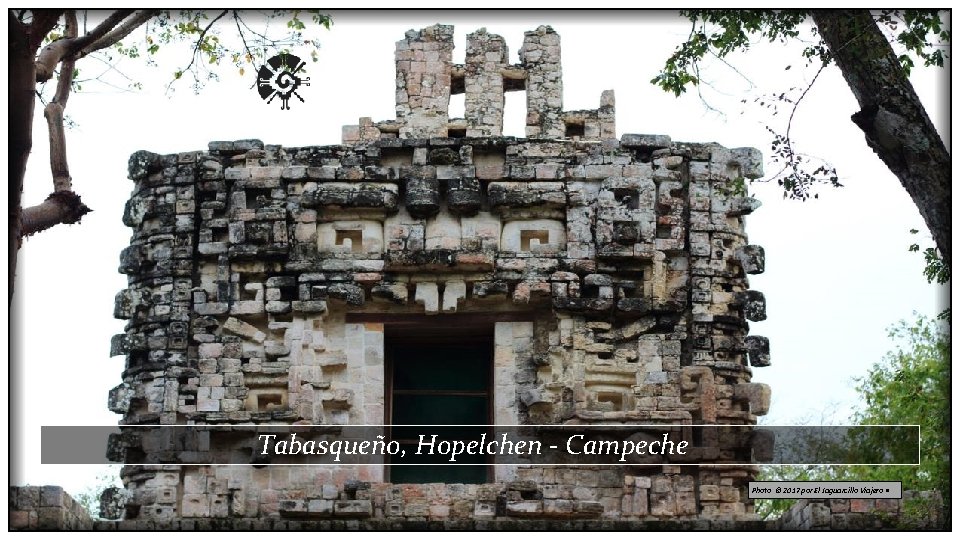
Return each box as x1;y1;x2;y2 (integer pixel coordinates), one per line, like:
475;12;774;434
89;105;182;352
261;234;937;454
812;10;951;267
8;14;37;305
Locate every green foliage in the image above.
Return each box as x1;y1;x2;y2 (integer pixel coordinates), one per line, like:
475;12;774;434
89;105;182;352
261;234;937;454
755;465;826;519
652;10;949;204
38;10;332;96
907;244;951;286
716;175;748;198
897;495;946;530
876;10;951;75
73;468;123;519
757;316;950;519
653;10;948;97
907;229;949;321
921;249;950;285
848;317;950;494
651;10;809;97
145;10;331;91
766;125;840;201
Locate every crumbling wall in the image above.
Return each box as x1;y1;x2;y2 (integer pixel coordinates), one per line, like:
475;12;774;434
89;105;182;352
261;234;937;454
8;486;93;531
106;24;776;524
775;491;945;531
10;486;944;531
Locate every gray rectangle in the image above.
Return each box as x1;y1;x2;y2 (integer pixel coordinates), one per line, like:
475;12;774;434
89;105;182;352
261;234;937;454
41;425;920;466
41;426;121;465
748;481;902;499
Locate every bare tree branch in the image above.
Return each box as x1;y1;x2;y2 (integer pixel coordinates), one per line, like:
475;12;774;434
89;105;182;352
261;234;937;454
80;9;159;56
84;52;140;86
237;11;277;46
768;62;828;181
21;192;91;236
45;104;72;193
35;10;133;83
167;10;229;92
71;9;133;49
706;47;755;91
186;10;229;72
44;10;77;193
233;11;257;64
53;10;77;106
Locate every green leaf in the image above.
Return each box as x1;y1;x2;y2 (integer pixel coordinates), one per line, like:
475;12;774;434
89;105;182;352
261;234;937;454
760;316;950;520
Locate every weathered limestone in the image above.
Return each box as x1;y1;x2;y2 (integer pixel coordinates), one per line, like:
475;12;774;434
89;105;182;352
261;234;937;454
464;29;509;137
775;491;945;531
9;485;944;531
105;25;780;526
395;25;456;139
521;26;565;138
8;486;92;530
345;24;612;142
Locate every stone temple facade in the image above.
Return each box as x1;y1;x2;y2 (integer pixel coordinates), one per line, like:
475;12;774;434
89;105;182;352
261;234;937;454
107;24;774;525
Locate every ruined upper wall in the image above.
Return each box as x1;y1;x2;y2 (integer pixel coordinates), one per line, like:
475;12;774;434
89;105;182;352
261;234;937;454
343;25;614;142
111;134;770;521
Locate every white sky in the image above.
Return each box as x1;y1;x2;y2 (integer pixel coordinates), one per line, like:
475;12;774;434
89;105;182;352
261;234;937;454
7;10;950;497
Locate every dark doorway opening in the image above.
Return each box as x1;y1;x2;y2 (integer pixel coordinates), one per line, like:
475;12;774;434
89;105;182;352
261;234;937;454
385;320;493;483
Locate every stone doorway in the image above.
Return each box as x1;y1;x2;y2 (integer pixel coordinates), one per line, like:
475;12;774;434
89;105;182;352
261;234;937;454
384;319;494;483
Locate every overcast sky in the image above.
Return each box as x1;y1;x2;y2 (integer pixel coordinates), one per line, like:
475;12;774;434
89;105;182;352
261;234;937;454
9;10;949;496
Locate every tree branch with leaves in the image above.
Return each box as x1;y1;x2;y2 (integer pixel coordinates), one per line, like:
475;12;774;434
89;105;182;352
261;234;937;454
653;9;950;270
8;9;331;304
757;315;950;523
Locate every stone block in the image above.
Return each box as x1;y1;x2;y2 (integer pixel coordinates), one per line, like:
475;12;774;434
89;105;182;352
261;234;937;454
735;244;765;274
734;383;771;416
414;282;439;314
850;499;875;513
621;134;671;149
307;499;334;516
505;500;543;516
334;500;372;517
745;335;771;367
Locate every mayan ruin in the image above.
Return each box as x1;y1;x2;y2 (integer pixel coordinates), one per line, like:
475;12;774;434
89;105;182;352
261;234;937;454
11;23;941;532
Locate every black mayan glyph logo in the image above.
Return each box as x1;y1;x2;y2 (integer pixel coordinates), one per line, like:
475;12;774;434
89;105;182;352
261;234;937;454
257;53;310;110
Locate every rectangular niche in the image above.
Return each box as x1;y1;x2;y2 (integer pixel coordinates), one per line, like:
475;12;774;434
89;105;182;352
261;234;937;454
587;385;633;413
565;121;585;139
317;221;384;255
501;219;566;254
520;230;549;251
615;268;650;299
336;230;363;252
473;146;506;167
245;388;288;413
380;147;414;169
